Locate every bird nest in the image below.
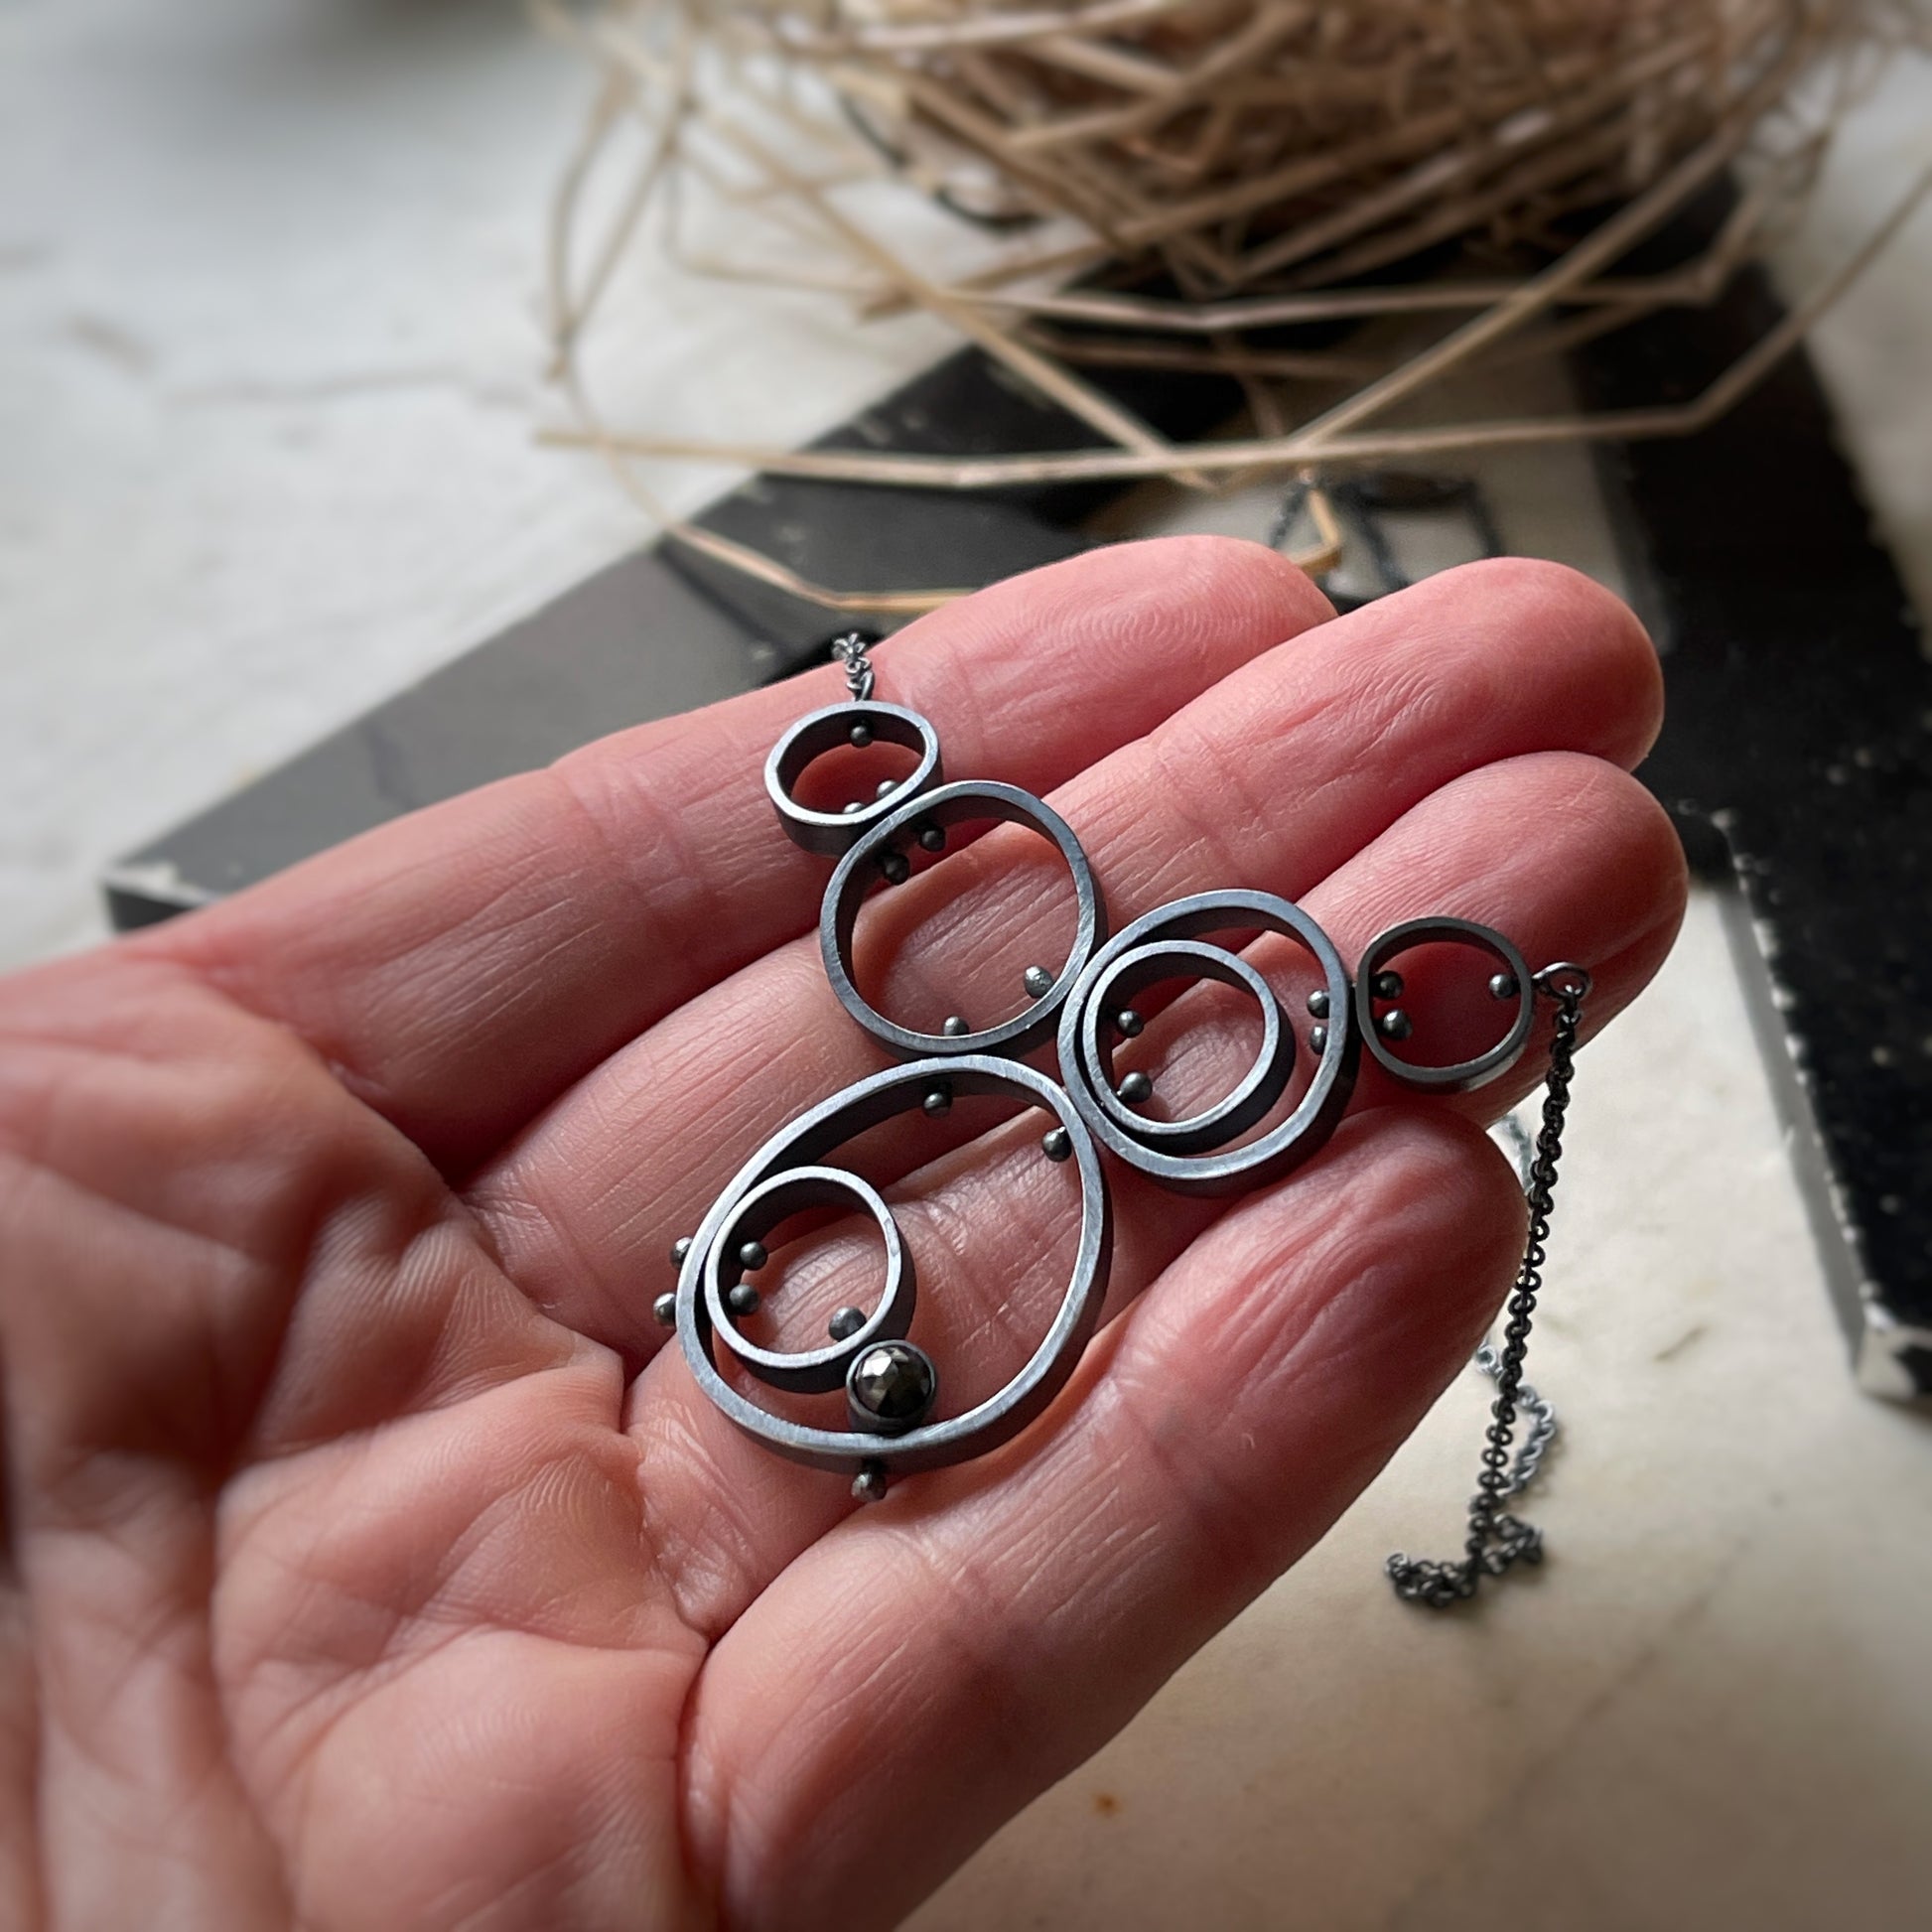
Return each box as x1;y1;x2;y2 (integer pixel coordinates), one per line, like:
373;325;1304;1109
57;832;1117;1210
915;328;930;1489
537;0;1930;610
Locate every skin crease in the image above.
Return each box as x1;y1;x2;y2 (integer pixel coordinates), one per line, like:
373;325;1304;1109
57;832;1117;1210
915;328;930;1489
0;541;1686;1931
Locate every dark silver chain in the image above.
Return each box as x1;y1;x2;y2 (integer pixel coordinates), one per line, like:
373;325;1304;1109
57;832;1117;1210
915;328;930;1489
1387;963;1590;1609
829;631;877;703
1472;1342;1558;1499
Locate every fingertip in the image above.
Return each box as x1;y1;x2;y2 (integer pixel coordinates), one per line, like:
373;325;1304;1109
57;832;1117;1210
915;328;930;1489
1432;557;1664;767
1512;752;1690;972
1141;532;1337;632
888;534;1333;681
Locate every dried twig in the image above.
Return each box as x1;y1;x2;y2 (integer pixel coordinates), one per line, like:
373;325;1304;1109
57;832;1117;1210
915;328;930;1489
534;0;1930;611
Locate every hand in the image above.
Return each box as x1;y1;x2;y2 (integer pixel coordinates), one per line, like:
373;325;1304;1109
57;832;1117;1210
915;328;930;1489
0;541;1683;1930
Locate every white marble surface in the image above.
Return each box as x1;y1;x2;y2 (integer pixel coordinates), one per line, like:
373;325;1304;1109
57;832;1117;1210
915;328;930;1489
3;4;1929;1925
917;885;1932;1932
0;0;963;968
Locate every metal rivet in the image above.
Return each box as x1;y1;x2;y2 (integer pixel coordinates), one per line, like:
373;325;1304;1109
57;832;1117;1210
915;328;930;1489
1378;1009;1413;1041
670;1235;693;1267
1023;964;1053;999
1307;989;1330;1020
849;722;873;749
1372;970;1405;1001
727;1282;760;1317
1490;972;1520;1001
917;823;945;853
1041;1126;1072;1162
942;1015;968;1037
1309;1024;1327;1055
1116;1009;1144;1037
880;851;910;885
1118;1070;1153;1104
651;1293;677;1327
829;1306;867;1341
922;1084;952;1117
739;1240;768;1271
876;777;897;799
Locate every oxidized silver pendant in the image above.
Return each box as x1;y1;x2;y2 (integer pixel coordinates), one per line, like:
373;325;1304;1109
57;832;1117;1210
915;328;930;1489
655;635;1590;1606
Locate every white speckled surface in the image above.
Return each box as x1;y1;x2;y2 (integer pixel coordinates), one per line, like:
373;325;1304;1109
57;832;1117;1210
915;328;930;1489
3;4;1929;1923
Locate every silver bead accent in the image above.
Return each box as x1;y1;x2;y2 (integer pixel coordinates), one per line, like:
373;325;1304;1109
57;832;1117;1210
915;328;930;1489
651;1292;677;1328
727;1282;760;1317
1023;964;1053;999
1378;1008;1413;1041
739;1239;768;1271
852;1462;889;1503
942;1015;968;1037
849;722;874;749
1489;971;1520;1002
1116;1009;1144;1037
670;1235;693;1267
1118;1070;1153;1105
1307;989;1330;1020
843;800;866;815
875;777;898;799
1308;1024;1327;1055
879;851;910;885
1372;969;1405;1001
917;823;945;853
828;1306;867;1341
922;1084;952;1117
1041;1126;1072;1163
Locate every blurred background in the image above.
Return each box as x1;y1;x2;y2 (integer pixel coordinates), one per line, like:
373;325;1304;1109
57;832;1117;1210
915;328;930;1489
3;2;1930;1926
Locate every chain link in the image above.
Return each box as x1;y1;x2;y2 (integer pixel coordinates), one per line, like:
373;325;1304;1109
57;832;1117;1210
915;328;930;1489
1387;963;1590;1609
829;631;877;703
1471;1343;1558;1498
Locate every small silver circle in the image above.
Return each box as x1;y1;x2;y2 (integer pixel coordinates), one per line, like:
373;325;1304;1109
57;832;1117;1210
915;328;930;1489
1077;937;1293;1153
1058;891;1356;1196
765;702;942;857
1353;917;1536;1093
703;1166;914;1395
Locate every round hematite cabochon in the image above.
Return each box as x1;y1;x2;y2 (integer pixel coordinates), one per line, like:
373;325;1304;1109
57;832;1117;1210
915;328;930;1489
821;780;1107;1059
1353;916;1535;1094
702;1167;914;1394
674;1056;1112;1478
1058;890;1358;1197
765;700;943;857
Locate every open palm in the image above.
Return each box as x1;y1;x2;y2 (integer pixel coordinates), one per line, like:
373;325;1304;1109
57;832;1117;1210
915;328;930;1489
0;540;1682;1929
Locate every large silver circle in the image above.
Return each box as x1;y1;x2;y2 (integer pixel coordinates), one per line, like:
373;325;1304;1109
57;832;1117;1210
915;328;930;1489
1354;916;1535;1094
1057;891;1358;1197
822;781;1107;1059
675;1056;1113;1477
705;1167;913;1395
765;701;943;856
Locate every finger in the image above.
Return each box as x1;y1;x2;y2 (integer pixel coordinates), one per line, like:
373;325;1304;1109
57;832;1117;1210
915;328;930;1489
144;540;1329;1173
472;559;1659;1351
619;752;1681;1639
682;1106;1527;1931
1149;748;1688;1127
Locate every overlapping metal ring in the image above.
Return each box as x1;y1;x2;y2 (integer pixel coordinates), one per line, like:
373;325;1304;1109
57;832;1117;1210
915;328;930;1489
662;697;1538;1497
